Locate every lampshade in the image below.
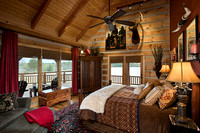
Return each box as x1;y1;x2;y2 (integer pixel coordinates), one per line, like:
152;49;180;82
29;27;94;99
166;62;200;83
160;65;170;73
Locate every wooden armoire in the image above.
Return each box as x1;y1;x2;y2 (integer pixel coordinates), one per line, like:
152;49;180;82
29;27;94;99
80;56;102;92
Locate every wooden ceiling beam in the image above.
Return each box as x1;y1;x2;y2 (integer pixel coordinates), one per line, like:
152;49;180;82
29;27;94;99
58;0;89;37
0;22;83;47
76;2;108;42
110;0;147;10
31;0;52;29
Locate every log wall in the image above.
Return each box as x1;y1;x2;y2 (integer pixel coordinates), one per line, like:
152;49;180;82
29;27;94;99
87;0;170;86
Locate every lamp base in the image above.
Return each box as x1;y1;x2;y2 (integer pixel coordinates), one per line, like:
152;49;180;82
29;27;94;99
175;94;189;124
175;115;190;123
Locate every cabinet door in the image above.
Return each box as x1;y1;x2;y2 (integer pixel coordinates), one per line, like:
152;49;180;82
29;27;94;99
81;60;91;91
92;60;101;90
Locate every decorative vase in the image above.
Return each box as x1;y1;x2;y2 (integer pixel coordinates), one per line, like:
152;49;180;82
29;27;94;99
154;62;162;79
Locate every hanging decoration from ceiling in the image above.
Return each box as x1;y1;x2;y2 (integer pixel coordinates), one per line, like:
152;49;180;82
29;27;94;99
106;26;126;50
172;3;191;33
87;0;136;31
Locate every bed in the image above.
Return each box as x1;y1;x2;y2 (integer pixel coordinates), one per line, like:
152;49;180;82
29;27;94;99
78;84;177;133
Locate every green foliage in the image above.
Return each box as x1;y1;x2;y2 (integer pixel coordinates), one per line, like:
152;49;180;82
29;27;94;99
19;58;72;73
111;63;140;67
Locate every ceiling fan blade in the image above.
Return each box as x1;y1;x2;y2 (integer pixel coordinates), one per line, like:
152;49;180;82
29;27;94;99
115;20;135;26
110;9;126;20
89;22;105;29
87;15;104;20
108;23;114;31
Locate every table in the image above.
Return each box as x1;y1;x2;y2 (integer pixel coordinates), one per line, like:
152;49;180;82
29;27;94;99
39;87;71;107
169;114;200;133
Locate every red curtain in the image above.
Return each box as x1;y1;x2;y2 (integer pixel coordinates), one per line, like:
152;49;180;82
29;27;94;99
0;31;18;94
72;47;78;94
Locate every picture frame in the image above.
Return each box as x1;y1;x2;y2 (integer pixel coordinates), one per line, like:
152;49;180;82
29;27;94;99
186;16;198;60
178;32;184;61
106;26;126;50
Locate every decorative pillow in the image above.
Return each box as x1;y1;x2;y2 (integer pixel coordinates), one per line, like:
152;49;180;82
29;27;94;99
133;84;145;95
142;82;150;90
144;86;165;105
138;83;154;99
153;80;162;87
158;88;177;109
160;80;173;89
113;88;135;98
0;92;17;112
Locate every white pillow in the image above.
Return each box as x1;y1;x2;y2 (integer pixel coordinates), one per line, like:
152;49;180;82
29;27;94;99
133;84;145;95
142;82;150;90
144;86;165;105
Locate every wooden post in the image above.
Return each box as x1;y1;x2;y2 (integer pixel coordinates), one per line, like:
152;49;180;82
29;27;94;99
123;56;127;85
58;52;62;89
21;74;24;81
38;49;43;92
43;72;46;84
63;72;66;83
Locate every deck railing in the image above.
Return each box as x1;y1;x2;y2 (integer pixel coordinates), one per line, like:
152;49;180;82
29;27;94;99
111;75;141;85
18;71;72;84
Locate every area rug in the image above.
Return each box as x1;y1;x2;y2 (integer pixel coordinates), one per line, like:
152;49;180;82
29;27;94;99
50;103;92;133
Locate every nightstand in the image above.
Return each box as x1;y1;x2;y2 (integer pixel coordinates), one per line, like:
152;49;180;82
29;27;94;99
169;114;200;133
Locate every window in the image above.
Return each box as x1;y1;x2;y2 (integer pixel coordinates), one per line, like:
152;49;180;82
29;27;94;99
109;55;143;86
61;60;72;87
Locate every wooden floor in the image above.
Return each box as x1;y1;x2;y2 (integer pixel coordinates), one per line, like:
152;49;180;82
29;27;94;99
30;94;79;111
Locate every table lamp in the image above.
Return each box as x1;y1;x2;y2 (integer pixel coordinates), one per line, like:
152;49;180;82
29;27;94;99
160;64;170;78
166;60;200;123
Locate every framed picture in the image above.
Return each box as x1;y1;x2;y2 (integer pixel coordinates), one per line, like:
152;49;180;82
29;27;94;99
186;16;198;60
106;26;126;50
178;32;184;61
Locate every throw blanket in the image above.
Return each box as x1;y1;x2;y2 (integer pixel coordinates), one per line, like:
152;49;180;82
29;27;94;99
80;85;125;113
24;106;54;131
97;86;140;133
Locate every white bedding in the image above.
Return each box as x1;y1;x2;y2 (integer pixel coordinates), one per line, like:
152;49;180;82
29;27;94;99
79;84;125;113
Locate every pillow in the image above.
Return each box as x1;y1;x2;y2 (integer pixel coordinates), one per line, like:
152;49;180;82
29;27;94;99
0;92;16;112
133;84;145;95
153;80;162;87
158;88;177;109
142;82;150;90
144;86;165;105
138;83;154;99
114;88;135;98
160;80;173;89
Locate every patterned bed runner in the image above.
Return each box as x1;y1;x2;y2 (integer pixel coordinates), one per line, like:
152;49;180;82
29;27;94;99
96;86;140;133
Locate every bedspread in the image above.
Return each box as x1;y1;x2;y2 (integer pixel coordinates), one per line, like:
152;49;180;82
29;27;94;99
79;86;176;133
97;94;139;132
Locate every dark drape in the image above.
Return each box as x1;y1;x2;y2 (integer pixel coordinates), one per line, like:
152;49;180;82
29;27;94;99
72;47;78;94
0;31;18;94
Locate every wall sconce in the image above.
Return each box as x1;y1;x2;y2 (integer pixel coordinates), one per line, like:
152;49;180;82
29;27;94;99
160;64;170;78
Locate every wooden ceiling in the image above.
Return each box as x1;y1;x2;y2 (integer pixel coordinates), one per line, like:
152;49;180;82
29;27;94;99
0;0;146;48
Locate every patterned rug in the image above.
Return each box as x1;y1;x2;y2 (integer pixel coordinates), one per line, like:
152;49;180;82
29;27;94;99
50;103;92;133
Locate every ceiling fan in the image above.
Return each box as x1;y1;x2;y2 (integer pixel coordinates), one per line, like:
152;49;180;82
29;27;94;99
87;0;135;31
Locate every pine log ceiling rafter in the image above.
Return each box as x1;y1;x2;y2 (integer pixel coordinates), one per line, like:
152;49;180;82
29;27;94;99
76;3;109;42
31;0;52;29
58;0;90;37
110;0;147;10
